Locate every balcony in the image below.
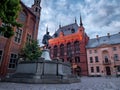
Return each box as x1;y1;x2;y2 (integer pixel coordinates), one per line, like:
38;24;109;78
103;60;111;65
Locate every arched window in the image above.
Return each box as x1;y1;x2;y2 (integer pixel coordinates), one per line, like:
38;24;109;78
53;45;58;57
67;43;72;57
74;41;80;54
60;44;64;56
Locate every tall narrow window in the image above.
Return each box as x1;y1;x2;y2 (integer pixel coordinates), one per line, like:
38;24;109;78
14;28;22;43
105;56;108;62
114;54;119;61
91;67;94;73
95;56;99;62
53;45;58;57
117;66;120;72
26;34;32;43
9;54;18;69
90;57;93;63
67;43;72;57
0;50;3;66
75;57;80;63
60;44;64;56
74;41;80;54
96;66;100;72
113;47;117;51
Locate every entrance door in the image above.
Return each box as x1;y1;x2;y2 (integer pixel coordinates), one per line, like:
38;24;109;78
106;66;111;75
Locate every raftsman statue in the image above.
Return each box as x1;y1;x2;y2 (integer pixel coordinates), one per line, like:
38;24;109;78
42;27;52;48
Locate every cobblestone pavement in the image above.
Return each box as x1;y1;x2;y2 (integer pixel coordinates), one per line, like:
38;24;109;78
0;77;120;90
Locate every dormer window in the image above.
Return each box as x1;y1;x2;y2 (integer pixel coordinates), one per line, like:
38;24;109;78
71;28;75;33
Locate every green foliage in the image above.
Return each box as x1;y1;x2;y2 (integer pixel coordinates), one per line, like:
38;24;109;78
0;0;22;38
21;40;42;61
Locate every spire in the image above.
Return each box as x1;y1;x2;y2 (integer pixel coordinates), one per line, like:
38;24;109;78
80;14;83;26
75;17;77;23
46;26;48;34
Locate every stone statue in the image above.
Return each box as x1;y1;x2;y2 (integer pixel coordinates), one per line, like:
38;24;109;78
42;27;52;48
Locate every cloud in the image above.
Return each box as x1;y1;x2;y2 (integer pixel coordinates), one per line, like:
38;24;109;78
22;0;120;45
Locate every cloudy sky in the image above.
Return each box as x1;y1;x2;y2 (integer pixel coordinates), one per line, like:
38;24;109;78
22;0;120;45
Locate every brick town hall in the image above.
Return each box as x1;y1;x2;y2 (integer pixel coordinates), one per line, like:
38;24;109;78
48;17;89;76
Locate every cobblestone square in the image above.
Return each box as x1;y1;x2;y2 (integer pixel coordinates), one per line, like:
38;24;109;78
0;77;120;90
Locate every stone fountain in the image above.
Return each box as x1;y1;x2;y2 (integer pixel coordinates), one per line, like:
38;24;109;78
2;49;80;84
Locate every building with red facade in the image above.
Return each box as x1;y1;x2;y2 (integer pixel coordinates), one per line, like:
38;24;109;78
0;0;41;77
48;17;89;76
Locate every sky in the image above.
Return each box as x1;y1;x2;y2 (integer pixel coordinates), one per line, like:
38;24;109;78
22;0;120;46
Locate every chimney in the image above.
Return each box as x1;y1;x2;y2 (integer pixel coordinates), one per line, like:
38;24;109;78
107;33;110;38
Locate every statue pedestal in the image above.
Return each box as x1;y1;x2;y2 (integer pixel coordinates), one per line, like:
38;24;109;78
41;49;51;61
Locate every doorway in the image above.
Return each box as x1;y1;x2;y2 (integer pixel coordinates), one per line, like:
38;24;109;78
106;66;111;75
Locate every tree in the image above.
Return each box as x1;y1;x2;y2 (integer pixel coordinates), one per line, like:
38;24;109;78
0;0;22;38
20;40;42;61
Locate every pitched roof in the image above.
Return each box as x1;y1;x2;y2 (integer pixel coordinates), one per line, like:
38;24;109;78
86;33;120;48
53;23;79;37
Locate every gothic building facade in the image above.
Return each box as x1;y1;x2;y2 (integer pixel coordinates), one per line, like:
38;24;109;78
0;0;41;77
48;17;89;76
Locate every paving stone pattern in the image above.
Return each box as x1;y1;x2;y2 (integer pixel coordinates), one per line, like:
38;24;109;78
0;77;120;90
